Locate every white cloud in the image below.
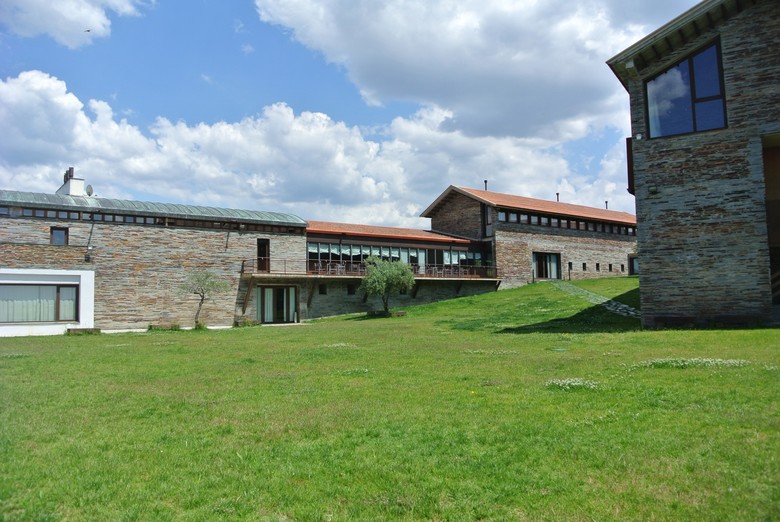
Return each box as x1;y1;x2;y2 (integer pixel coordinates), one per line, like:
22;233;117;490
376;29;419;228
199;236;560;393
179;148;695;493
0;71;633;229
253;0;684;141
0;0;149;48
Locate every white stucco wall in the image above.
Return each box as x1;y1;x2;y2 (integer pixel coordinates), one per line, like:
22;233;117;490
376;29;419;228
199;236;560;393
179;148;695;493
0;268;95;337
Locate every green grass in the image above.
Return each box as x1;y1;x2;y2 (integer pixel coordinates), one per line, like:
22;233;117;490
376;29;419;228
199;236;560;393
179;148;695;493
1;278;778;521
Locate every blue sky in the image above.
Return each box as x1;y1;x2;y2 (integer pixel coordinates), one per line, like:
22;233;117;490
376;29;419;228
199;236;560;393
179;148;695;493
0;0;699;226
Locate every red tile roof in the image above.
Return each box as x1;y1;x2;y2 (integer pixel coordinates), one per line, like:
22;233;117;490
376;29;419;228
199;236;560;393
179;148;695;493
422;186;636;225
306;220;472;244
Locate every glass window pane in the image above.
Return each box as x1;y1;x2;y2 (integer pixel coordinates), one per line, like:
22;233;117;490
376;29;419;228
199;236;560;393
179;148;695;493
692;44;721;98
50;228;67;245
59;287;77;321
648;61;693;137
0;285;56;322
695;99;725;131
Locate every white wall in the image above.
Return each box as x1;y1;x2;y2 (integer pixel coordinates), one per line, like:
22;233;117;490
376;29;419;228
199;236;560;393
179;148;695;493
0;269;95;337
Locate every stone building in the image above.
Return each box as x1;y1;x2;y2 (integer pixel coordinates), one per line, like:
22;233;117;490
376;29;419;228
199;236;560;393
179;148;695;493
607;0;779;327
421;186;638;288
1;174;635;336
0;172;308;336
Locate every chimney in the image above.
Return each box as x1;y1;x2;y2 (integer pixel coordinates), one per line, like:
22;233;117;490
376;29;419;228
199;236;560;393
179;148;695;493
556;192;560;202
55;167;88;196
605;201;609;210
483;180;488;191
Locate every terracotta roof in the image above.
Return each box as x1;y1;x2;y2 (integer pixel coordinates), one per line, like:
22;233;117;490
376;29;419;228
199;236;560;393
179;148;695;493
306;220;472;244
421;186;636;225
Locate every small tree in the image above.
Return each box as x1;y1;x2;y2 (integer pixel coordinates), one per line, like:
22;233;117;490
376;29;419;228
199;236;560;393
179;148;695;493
359;256;415;314
179;270;230;327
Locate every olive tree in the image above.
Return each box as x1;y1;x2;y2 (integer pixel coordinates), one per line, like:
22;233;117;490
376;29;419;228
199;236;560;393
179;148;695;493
179;270;230;327
359;256;415;314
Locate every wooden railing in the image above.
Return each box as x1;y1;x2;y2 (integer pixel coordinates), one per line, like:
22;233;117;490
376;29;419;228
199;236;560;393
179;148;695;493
241;258;498;279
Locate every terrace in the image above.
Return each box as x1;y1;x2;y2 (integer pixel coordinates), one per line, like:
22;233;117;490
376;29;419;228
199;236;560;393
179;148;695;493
240;258;499;279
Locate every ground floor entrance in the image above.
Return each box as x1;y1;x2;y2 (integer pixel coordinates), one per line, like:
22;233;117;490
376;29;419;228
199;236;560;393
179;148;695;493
533;252;561;280
257;286;298;323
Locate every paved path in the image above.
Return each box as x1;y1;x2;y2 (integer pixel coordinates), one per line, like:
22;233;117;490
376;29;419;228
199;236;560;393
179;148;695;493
551;281;641;318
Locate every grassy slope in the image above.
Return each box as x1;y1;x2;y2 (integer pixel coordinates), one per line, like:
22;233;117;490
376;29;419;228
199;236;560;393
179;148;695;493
0;278;778;521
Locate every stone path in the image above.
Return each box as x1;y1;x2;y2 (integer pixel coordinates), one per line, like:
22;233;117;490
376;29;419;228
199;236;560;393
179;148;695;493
551;280;641;318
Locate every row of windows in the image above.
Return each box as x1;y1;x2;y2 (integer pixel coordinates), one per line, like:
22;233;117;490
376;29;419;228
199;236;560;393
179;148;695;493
0;284;78;323
0;206;301;234
308;242;484;266
497;210;636;236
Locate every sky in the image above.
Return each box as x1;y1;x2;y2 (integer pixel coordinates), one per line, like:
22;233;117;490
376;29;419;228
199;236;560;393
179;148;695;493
0;0;699;227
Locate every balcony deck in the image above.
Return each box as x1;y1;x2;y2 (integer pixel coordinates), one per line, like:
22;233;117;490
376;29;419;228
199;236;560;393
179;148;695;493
240;258;499;279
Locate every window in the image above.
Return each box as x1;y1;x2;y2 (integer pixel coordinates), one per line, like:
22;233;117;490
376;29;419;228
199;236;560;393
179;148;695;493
50;227;68;245
596;263;600;272
508;213;518;223
582;263;587;271
498;211;507;222
533;253;561;279
609;264;613;272
647;41;726;138
0;285;78;322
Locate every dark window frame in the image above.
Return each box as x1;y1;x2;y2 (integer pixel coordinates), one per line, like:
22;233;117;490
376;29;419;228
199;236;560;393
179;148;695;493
0;284;79;323
50;227;69;246
645;40;727;139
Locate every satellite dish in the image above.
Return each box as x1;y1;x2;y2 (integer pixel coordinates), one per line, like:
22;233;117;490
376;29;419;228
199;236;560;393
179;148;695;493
86;185;93;196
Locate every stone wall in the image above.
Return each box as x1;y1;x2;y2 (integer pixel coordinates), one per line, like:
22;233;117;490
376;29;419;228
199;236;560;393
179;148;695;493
429;192;483;239
0;217;306;330
494;225;636;288
303;277;497;318
626;0;780;326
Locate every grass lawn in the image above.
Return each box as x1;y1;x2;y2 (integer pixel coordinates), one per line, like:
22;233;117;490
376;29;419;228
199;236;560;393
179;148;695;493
1;277;778;520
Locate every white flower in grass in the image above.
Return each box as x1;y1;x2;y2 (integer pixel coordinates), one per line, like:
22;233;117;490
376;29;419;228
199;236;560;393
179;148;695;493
634;358;750;369
545;378;599;391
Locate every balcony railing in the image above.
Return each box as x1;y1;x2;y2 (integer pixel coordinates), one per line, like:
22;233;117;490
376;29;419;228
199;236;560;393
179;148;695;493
241;258;498;279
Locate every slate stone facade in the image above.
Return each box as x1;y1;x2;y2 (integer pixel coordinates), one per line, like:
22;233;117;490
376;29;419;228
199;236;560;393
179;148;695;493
425;189;637;289
609;0;780;327
0;216;305;330
494;227;635;288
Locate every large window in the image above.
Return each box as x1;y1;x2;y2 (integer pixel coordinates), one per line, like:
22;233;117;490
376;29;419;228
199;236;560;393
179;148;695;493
647;41;726;138
0;285;78;322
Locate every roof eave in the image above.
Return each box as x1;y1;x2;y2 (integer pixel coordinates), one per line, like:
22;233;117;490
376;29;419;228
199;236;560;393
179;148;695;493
607;0;737;86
